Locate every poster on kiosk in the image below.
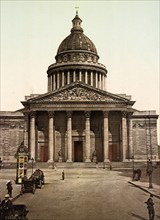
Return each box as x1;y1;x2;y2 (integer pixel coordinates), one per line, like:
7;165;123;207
15;142;30;184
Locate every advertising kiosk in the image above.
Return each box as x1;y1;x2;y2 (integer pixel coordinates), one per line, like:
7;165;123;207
15;142;30;184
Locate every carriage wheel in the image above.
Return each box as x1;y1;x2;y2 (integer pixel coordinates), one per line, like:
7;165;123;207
21;185;24;194
32;184;36;194
39;180;42;189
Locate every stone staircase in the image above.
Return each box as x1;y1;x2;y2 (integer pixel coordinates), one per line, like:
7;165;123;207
2;161;148;169
32;161;147;169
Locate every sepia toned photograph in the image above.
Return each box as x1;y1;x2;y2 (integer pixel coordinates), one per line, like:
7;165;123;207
0;1;160;219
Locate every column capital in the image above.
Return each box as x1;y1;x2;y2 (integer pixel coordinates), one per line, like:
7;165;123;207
121;111;127;118
30;111;36;118
127;112;133;119
66;111;72;118
48;111;55;118
85;111;91;118
24;112;29;119
103;111;109;118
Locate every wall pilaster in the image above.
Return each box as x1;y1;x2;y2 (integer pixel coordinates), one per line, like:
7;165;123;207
30;112;36;160
121;111;128;161
85;111;91;162
103;111;110;162
66;111;72;162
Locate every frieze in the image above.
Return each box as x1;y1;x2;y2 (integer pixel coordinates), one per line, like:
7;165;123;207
58;52;98;64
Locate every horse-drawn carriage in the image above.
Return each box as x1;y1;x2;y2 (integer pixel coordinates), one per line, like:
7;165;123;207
21;176;36;194
21;169;44;194
31;169;45;189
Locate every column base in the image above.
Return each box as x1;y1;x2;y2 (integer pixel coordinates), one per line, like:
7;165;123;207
123;159;129;162
103;159;110;162
85;159;91;162
47;159;53;163
66;159;73;163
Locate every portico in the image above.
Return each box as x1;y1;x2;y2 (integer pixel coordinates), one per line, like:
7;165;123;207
23;94;134;163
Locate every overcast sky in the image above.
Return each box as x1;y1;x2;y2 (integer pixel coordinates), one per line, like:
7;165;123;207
1;0;159;141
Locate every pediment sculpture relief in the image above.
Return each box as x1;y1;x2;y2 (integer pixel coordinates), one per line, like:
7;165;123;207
41;88;117;102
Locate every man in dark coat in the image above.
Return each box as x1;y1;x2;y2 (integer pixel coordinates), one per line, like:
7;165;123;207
145;194;155;220
1;194;14;219
6;181;13;198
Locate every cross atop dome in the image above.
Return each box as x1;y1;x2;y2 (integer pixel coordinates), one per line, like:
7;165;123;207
75;6;79;16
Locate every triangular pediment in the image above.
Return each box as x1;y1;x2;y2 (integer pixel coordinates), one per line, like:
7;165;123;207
25;82;134;105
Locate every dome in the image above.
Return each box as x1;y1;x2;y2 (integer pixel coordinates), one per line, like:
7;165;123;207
47;12;107;93
56;13;98;58
57;33;98;55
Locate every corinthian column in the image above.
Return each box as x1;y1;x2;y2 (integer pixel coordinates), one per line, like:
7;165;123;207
48;111;55;162
62;71;65;87
103;111;110;162
85;71;88;84
67;71;70;84
95;72;98;88
122;112;128;161
85;111;91;162
90;71;93;86
66;111;72;162
30;112;36;160
24;112;29;147
53;74;56;90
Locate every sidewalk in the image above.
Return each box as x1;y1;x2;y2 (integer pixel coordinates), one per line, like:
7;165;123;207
0;175;22;202
128;180;160;199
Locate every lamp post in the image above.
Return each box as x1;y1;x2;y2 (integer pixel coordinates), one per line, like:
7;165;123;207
132;156;135;181
31;157;34;174
147;159;153;189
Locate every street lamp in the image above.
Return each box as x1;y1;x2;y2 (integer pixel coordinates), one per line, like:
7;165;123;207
147;159;153;189
31;157;34;174
131;156;135;181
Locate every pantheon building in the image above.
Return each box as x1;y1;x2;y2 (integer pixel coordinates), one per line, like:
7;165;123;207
0;13;159;163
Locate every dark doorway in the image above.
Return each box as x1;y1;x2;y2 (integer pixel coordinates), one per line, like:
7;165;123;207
74;141;83;162
40;146;48;162
109;144;119;162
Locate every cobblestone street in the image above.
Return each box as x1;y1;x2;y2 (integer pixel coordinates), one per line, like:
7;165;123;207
1;167;159;220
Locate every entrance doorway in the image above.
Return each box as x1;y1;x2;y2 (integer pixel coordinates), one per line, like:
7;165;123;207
109;144;119;162
40;146;48;162
74;141;83;162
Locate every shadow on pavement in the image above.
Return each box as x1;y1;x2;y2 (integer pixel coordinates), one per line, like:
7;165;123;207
130;212;147;220
116;167;160;186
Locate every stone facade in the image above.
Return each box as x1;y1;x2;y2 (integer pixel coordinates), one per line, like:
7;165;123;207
0;109;158;163
0;111;24;162
132;111;158;160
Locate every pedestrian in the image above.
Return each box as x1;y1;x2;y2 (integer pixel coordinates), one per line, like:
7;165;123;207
1;194;14;219
145;194;155;220
6;181;13;198
62;170;65;180
0;157;2;170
